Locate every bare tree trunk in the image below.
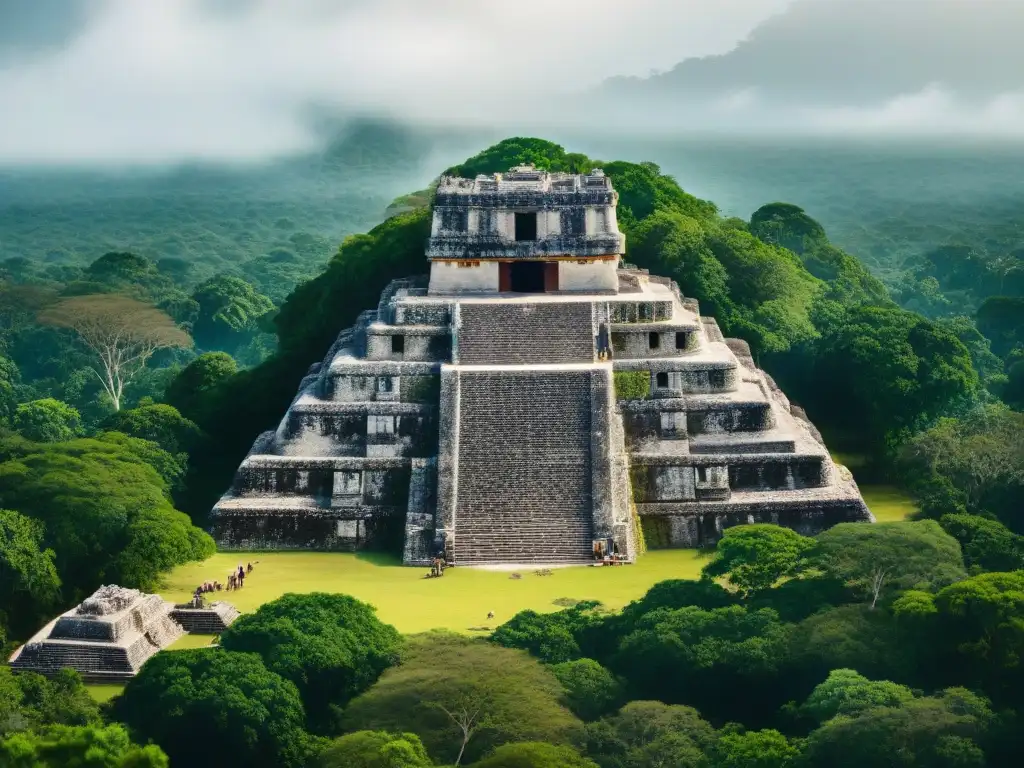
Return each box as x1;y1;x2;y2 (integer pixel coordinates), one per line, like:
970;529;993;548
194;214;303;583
870;568;888;609
438;701;483;767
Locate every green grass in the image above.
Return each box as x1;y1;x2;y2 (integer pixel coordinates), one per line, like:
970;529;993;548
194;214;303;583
168;633;217;651
85;684;124;703
831;452;919;523
862;485;920;522
87;491;913;703
159;550;707;635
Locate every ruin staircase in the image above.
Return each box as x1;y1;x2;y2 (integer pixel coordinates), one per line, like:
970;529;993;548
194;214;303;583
449;369;598;564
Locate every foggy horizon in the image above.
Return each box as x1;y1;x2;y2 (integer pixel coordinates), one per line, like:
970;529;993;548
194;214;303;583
1;0;1022;167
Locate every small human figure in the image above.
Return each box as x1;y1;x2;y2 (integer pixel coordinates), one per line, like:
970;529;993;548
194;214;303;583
237;566;245;587
227;573;235;591
247;562;253;574
215;581;222;592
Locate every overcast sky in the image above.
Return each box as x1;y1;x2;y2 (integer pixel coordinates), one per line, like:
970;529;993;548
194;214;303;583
0;0;1019;166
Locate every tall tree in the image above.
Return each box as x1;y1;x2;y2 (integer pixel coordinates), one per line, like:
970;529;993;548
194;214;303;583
38;295;191;411
113;649;317;768
219;593;402;734
190;275;275;352
702;525;815;596
812;521;966;608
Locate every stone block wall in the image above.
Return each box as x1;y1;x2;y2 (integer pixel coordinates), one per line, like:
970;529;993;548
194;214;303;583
611;329;699;358
457;302;596;365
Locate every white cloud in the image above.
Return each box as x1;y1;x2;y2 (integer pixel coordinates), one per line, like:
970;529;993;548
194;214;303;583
801;84;1024;138
0;0;791;165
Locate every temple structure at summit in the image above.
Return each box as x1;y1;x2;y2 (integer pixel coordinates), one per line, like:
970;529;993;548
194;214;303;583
211;165;871;565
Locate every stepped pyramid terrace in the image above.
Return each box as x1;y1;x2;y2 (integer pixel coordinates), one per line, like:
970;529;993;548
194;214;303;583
211;165;871;565
9;586;185;683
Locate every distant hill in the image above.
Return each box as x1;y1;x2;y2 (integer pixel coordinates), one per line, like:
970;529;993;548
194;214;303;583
602;0;1024;108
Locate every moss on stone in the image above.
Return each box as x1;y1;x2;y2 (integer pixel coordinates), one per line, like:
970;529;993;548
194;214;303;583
641;517;672;550
614;370;650;400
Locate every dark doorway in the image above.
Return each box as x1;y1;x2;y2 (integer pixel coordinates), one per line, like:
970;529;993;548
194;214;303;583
515;212;538;241
509;261;545;292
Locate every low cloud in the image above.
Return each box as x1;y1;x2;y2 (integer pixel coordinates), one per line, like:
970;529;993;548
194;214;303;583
802;85;1024;138
0;0;788;165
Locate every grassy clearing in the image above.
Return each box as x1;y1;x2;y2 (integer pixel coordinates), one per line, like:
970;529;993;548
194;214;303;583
861;485;920;522
831;452;919;523
86;487;914;703
85;684;123;703
159;549;707;636
168;633;217;651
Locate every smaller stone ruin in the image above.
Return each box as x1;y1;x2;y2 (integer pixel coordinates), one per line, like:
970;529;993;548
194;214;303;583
9;585;183;683
169;602;241;634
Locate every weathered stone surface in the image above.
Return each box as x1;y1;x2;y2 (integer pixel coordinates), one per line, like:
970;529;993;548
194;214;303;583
211;166;870;564
169;602;241;634
9;586;183;683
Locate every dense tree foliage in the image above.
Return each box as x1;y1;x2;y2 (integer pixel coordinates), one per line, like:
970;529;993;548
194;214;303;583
0;434;213;602
469;741;599;768
812;521;966;606
115;649;319;768
702;525;815;595
318;730;433;768
12;399;81;443
0;723;169;767
898;405;1024;532
190;274;275;353
100;403;202;455
749;203;828;255
803;304;979;450
976;297;1024;357
0;509;61;638
612;604;791;723
582;700;717;768
551;658;623;721
938;514;1024;573
490;600;604;663
801;688;994;768
800;669;914;723
710;728;799;768
341;632;581;765
163;351;238;423
0;668;101;735
220;593;402;732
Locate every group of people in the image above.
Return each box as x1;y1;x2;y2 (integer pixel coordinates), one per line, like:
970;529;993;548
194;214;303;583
187;562;255;607
226;562;254;591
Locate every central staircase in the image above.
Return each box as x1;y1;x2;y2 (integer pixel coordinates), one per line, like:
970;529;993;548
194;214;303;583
458;302;594;365
451;370;595;564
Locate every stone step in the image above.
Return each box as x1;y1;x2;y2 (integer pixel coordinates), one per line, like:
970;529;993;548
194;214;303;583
458;303;595;365
453;369;597;563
